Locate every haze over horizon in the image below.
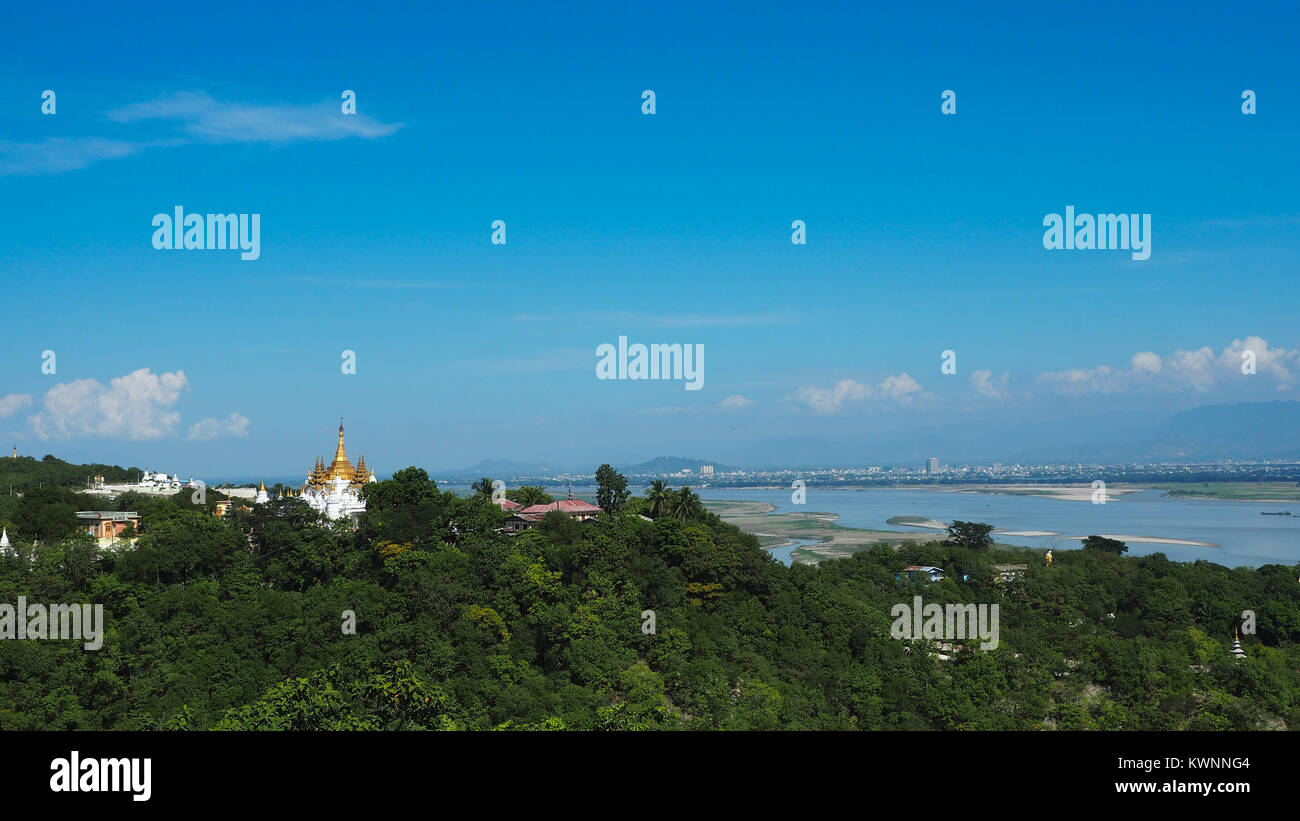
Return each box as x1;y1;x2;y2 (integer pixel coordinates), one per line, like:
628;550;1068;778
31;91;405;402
3;1;1297;477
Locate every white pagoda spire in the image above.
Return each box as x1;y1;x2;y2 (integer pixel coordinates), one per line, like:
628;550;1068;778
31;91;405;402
1231;628;1247;660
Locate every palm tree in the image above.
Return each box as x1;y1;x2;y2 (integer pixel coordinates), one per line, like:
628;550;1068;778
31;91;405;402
670;486;702;522
515;485;554;507
471;477;495;499
644;479;671;518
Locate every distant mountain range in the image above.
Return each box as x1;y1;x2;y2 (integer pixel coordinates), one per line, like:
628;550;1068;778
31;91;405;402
436;401;1300;476
1011;401;1300;464
696;401;1300;468
618;456;734;475
444;459;561;479
439;455;732;480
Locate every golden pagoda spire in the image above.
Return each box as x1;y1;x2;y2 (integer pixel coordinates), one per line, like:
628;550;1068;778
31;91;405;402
327;416;355;481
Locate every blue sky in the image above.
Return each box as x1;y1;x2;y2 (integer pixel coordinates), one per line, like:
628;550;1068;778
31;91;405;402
2;0;1298;477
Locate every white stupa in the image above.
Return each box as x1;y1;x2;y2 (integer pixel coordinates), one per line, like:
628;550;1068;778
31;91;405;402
297;420;374;522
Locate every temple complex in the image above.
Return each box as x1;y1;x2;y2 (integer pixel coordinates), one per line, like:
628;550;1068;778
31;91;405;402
298;419;375;522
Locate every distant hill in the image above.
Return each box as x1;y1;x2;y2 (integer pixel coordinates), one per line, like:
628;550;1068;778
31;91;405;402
440;456;734;480
439;459;561;479
619;456;733;475
1011;401;1300;463
1146;401;1300;459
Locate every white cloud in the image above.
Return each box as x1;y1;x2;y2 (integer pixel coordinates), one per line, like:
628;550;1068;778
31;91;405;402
970;370;1011;400
108;91;402;143
30;368;188;440
0;394;33;418
2;93;402;177
795;373;922;415
720;394;754;409
23;368;249;442
1220;336;1296;386
1038;337;1298;397
796;379;867;415
879;373;922;401
0;137;155;176
1130;351;1162;375
187;412;250;441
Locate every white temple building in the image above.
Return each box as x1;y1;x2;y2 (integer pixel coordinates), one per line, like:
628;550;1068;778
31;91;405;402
287;420;376;522
139;470;182;490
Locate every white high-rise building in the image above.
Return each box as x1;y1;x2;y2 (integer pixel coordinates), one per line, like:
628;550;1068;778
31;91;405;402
927;457;939;475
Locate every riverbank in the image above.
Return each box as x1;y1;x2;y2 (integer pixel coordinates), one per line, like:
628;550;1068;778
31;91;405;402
1159;482;1300;503
705;492;1231;565
705;499;940;564
937;484;1147;502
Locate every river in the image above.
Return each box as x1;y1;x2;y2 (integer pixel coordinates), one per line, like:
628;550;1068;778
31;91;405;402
698;487;1299;568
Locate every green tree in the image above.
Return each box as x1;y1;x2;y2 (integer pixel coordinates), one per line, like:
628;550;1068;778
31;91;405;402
946;520;994;551
507;486;554;507
669;487;703;522
644;480;671;518
1083;535;1128;554
595;464;629;513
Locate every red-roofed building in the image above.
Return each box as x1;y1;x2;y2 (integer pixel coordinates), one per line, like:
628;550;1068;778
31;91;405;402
76;511;140;548
501;485;603;532
495;498;521;511
520;498;602;519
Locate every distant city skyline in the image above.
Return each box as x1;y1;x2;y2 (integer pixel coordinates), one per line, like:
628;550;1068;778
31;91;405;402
3;1;1298;476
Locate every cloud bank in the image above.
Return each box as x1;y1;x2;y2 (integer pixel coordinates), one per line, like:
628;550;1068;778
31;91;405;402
22;368;246;441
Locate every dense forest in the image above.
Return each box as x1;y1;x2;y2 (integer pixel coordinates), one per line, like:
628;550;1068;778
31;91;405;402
0;454;141;493
0;461;1297;730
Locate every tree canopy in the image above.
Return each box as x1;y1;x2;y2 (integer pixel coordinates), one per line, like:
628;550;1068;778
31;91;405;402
945;520;995;551
1;465;1298;731
595;464;630;514
1082;535;1129;554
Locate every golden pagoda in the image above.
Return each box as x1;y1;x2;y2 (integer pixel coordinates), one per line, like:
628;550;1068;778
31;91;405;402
326;420;355;482
302;419;373;492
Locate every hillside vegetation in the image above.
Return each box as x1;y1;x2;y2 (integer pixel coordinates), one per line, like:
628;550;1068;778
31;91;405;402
0;465;1297;730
